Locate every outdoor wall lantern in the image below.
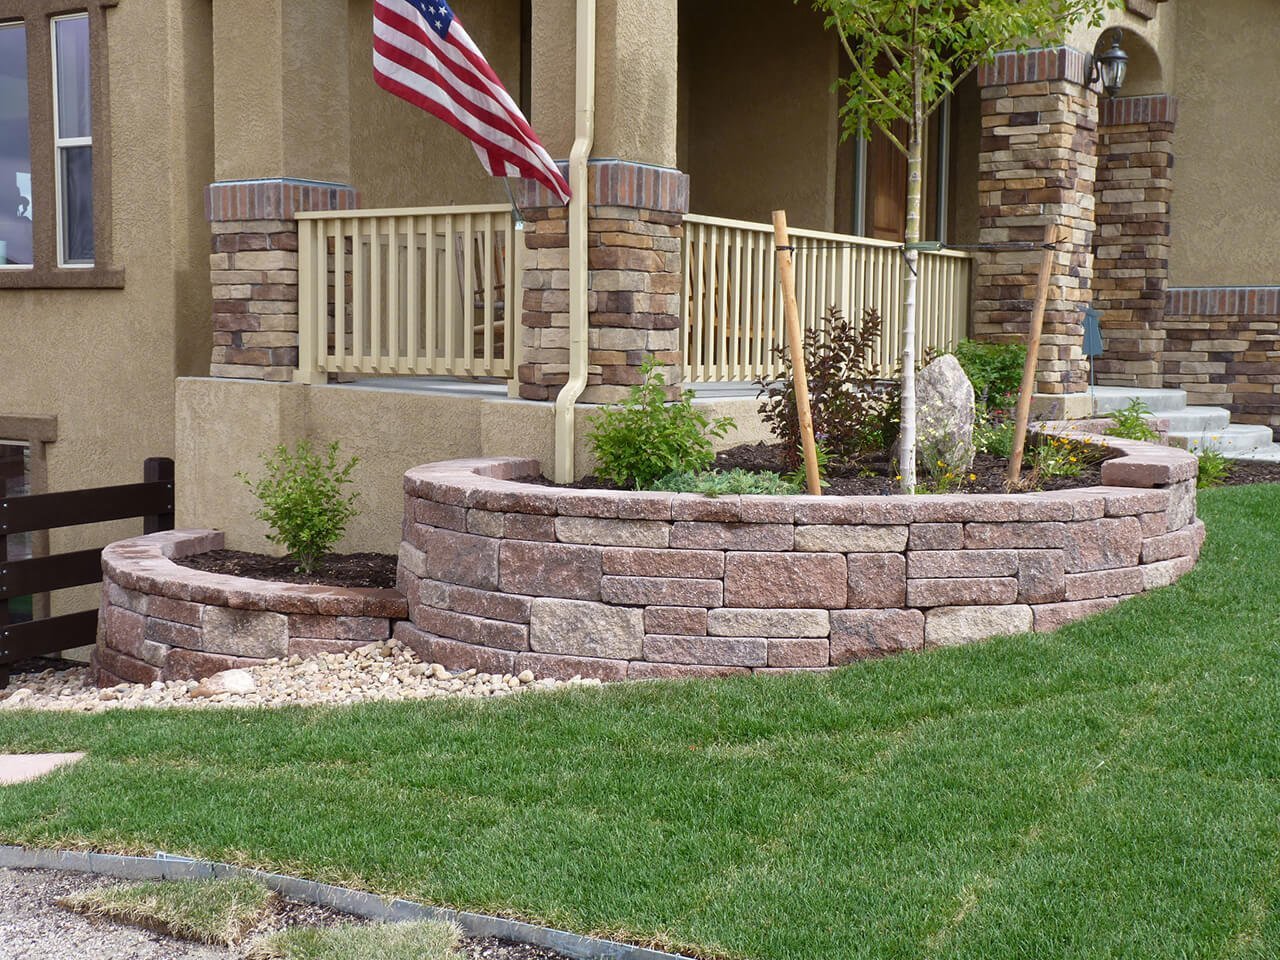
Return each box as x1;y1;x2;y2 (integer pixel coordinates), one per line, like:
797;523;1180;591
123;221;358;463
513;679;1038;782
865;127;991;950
1089;30;1129;97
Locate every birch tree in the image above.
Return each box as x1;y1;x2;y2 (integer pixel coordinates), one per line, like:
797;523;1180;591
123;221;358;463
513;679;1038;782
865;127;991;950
809;0;1118;493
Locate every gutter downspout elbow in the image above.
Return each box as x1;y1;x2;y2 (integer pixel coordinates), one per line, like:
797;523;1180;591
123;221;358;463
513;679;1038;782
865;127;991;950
553;0;596;484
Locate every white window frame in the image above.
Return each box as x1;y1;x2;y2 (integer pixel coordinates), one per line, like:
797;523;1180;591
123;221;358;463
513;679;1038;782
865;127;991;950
50;11;92;269
0;19;32;272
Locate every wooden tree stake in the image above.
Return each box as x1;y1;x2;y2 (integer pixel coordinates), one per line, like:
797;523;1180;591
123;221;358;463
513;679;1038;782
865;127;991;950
772;210;822;496
1007;222;1067;486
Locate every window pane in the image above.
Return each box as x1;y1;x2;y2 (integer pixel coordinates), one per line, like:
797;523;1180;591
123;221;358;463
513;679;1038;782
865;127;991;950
0;22;33;267
55;16;91;140
61;146;94;263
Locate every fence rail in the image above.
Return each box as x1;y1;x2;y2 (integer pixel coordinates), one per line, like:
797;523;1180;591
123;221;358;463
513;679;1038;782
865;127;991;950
0;458;174;686
682;214;973;383
295;204;522;382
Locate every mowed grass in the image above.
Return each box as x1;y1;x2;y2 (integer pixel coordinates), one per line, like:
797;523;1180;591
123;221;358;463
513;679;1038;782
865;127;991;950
248;921;462;960
1;485;1279;959
60;877;274;945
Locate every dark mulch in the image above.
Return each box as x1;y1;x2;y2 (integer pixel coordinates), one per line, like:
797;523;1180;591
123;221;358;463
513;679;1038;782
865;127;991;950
172;550;397;590
1219;459;1280;486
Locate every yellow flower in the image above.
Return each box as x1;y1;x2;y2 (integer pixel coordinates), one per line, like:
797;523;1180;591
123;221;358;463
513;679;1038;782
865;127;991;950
895;475;902;481
969;473;977;481
1069;456;1078;463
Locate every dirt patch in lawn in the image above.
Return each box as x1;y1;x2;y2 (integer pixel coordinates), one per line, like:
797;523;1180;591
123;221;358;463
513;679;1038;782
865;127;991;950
172;551;397;590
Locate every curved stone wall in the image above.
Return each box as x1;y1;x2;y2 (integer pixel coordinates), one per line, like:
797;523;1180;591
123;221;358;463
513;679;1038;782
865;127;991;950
96;531;408;685
395;440;1205;680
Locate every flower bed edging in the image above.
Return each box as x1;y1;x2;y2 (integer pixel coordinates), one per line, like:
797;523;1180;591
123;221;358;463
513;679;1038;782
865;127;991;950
96;530;408;685
396;440;1205;680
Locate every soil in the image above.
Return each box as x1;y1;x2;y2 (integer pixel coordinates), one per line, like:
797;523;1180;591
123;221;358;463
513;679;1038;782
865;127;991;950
173;550;397;590
1219;459;1280;487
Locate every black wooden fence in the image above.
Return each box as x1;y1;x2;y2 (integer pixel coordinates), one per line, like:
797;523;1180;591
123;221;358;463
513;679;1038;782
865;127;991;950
0;458;174;688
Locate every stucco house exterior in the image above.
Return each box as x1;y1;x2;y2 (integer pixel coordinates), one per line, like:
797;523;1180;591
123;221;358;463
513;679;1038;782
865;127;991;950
1;0;1276;564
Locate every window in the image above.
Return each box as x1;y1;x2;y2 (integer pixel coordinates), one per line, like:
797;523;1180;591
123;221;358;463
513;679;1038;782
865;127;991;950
0;0;120;288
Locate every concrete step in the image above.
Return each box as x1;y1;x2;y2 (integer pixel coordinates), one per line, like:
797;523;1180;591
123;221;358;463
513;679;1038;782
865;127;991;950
1160;406;1233;433
1172;423;1276;457
1230;445;1280;464
1091;385;1189;415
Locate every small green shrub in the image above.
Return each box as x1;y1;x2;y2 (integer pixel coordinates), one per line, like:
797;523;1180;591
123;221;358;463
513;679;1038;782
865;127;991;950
1105;399;1161;443
1027;434;1105;482
953;339;1026;410
757;306;897;469
588;357;735;490
1197;449;1232;488
976;417;1015;460
781;441;833;492
656;468;802;497
238;440;360;575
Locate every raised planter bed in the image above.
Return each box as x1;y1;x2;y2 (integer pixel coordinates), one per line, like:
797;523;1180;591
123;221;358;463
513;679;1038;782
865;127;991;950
395;435;1205;680
95;531;408;685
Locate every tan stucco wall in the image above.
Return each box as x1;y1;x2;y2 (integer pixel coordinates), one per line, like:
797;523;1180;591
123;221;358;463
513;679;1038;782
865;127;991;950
679;0;839;231
175;378;770;555
1170;0;1280;285
1067;4;1175;94
0;0;213;625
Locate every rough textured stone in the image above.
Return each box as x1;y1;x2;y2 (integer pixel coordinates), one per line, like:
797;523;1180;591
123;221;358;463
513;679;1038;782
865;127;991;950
1032;598;1120;633
965;521;1067;549
515;651;629;682
555;517;670;548
723;553;847;608
1166;479;1197;531
201;607;289;658
288;614;337;640
627;662;751;680
600;576;723;607
164;648;265;681
421;527;500;590
337;617;391;642
503;513;557;542
916;354;976;472
766;638;830;668
1141;556;1195;590
794;525;908;553
144;617;201;652
907;550;1018;579
924;605;1034;648
644;606;708;636
707;608;830;638
601;548;724;579
908;523;964;551
1142;528;1196;564
414;606;529;651
1017;550;1067;604
287;638;371;658
146;596;203;627
829;609;924;663
1064;567;1144;601
1064;517;1142;572
907;578;1019;608
427;636;517;675
500;540;602;600
670;522;793;551
643;635;767;667
846;553;907;609
529;598;644;659
425;582;533;624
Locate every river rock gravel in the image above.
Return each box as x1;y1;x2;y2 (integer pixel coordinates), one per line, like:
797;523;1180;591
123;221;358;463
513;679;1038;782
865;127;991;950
0;640;602;714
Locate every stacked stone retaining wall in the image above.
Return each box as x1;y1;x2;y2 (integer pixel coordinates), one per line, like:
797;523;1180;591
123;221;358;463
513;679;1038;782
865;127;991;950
395;440;1204;681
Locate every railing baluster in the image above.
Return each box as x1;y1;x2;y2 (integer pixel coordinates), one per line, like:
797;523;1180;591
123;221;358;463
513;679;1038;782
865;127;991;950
407;214;420;372
483;212;496;375
424;214;438;373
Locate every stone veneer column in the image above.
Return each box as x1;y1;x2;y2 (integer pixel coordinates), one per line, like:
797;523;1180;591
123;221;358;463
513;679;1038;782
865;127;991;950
1091;94;1177;388
975;47;1099;417
515;160;690;403
205;179;357;381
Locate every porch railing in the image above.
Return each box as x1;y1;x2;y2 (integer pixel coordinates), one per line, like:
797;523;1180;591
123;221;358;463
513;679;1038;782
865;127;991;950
295;204;522;381
682;214;973;383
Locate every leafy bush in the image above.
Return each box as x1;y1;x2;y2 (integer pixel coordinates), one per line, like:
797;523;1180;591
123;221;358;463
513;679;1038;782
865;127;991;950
238;441;360;575
588;357;735;490
975;417;1015;460
781;440;833;492
953;339;1026;410
1104;399;1161;443
655;468;801;497
1197;449;1232;489
757;306;897;469
1026;434;1105;482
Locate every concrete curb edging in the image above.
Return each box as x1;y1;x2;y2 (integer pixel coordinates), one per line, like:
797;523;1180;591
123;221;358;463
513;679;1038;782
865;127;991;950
0;845;694;960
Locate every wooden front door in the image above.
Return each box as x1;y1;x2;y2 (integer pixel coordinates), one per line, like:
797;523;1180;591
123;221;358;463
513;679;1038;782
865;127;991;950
865;120;909;242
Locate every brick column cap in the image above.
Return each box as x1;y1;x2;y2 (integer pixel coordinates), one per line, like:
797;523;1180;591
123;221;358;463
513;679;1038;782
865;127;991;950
515;159;689;215
206;178;359;222
978;46;1091;87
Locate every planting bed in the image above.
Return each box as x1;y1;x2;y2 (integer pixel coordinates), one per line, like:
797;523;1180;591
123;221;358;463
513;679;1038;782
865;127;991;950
95;531;407;685
396;435;1205;680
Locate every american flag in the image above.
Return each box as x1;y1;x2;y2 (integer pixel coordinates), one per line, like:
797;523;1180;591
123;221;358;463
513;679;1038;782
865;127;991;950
373;0;571;205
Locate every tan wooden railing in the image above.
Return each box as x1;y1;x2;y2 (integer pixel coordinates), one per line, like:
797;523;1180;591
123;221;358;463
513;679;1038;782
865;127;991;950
295;204;522;382
683;214;973;383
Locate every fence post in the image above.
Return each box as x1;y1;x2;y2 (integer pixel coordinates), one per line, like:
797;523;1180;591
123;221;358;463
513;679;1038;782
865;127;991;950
0;528;8;689
143;458;176;535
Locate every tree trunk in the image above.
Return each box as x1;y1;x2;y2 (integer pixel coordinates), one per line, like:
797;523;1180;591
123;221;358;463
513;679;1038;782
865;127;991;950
898;65;924;494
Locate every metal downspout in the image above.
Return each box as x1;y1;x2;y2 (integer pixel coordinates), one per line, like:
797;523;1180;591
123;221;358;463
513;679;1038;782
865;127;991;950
553;0;596;483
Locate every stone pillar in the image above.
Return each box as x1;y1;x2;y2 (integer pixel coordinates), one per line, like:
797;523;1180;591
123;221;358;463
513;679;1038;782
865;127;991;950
205;0;355;382
975;47;1099;418
206;180;357;381
516;161;689;402
1091;94;1176;388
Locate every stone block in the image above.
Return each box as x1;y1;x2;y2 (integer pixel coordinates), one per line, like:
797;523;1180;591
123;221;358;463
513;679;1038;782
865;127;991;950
627;662;751;680
924;605;1034;647
600;576;723;607
414;499;467;532
500;540;602;600
1142;528;1196;564
147;596;203;627
200;606;289;658
398;542;429;579
642;635;767;667
601;547;724;579
1017;550;1067;604
163;648;263;681
555;517;671;548
1141;556;1195;590
1063;517;1142;572
529;598;644;659
724;553;847;608
466;509;505;538
829;609;924;663
644;606;708;636
337;617;392;642
414;606;528;651
104;606;146;650
794;524;909;553
964;521;1067;549
431;583;532;624
670;522;794;551
1063;567;1144;600
287;614;338;640
767;638;831;668
105;582;149;614
515;651;629;682
846;553;907;609
428;636;517;675
907;550;1018;579
287;638;370;658
707;608;830;638
1166;479;1197;531
908;523;964;550
1032;598;1120;633
422;528;501;590
502;513;557;542
107;622;169;668
144;617;202;652
95;647;162;685
907;578;1019;608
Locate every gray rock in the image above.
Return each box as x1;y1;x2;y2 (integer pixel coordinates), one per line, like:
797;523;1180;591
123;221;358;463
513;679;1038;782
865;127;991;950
916;354;976;474
528;599;644;659
200;607;288;658
190;669;257;698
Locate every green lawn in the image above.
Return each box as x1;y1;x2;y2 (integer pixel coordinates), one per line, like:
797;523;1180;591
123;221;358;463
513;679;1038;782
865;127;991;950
1;485;1278;960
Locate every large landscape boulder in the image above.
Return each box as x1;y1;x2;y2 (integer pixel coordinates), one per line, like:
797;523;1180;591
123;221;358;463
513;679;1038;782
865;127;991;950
916;354;976;475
